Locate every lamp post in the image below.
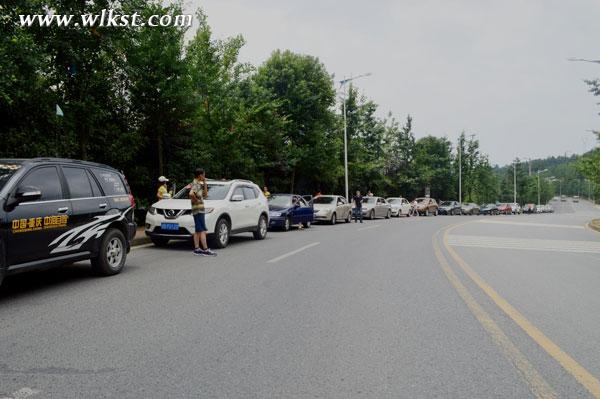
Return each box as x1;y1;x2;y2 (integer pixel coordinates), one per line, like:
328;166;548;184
513;161;517;204
339;73;372;201
537;169;548;206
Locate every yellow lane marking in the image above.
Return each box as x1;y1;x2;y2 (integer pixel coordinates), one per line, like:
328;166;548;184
444;223;600;399
432;230;557;399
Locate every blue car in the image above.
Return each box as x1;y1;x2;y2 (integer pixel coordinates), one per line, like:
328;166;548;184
268;194;314;231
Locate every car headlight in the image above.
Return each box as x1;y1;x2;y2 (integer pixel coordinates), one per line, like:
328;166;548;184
148;206;156;215
269;211;282;217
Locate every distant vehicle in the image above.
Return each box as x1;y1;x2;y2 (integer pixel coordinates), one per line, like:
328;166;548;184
438;201;462;215
573;196;579;203
413;197;439;216
536;205;545;213
313;195;352;224
0;158;137;288
497;203;512;215
560;195;567;202
268;194;314;231
480;203;499;215
387;197;412;217
360;196;392;219
523;203;536;214
461;202;480;215
146;179;269;248
546;204;554;213
511;203;522;214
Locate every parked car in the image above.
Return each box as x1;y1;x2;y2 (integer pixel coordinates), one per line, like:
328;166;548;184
511;203;522;214
497;203;512;215
360;196;392;219
313;195;352;224
523;203;536;214
546;204;554;213
560;195;567;202
536;205;545;213
146;179;269;248
438;201;462;215
413;197;438;216
573;195;579;203
387;197;412;217
268;194;314;231
461;202;480;215
0;158;137;288
480;203;499;215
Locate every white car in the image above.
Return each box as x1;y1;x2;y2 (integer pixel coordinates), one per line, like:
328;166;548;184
511;203;522;214
313;195;353;224
145;179;269;248
387;197;412;217
359;197;392;219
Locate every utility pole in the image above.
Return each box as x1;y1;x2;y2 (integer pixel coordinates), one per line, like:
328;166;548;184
339;73;372;201
513;162;517;204
458;138;462;204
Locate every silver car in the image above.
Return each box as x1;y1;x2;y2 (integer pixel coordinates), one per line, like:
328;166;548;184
360;196;392;219
313;195;353;224
387;197;412;217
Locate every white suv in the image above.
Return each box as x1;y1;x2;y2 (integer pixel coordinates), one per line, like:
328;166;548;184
145;179;269;248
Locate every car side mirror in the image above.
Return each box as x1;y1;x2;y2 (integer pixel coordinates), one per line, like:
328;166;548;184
15;186;42;203
231;194;244;202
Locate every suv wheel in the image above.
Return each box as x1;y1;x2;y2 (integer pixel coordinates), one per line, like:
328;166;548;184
213;218;230;248
91;228;127;276
330;213;336;225
253;215;268;240
151;237;170;247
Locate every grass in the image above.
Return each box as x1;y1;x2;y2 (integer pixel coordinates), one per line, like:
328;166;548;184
589;219;600;233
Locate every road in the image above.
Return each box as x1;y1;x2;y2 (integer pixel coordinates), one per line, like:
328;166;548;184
1;200;599;398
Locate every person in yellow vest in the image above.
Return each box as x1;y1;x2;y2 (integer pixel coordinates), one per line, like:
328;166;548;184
156;176;171;201
263;186;271;198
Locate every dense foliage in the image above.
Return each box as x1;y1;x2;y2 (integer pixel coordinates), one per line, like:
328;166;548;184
1;2;596;208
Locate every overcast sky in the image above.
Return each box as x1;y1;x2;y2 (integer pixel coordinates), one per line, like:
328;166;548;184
183;0;600;165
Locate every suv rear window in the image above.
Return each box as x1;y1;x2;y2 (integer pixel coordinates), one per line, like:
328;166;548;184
92;169;127;196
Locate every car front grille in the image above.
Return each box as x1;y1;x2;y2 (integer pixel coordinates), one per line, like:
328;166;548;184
157;209;191;219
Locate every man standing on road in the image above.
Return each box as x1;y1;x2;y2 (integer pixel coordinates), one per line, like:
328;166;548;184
353;190;364;223
189;168;217;257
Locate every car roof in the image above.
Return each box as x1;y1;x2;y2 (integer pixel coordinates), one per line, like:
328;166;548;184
0;157;120;172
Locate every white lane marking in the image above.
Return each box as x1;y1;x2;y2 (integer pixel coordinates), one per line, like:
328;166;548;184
267;242;320;263
448;235;600;254
1;388;41;399
475;220;585;229
131;243;154;250
357;224;381;231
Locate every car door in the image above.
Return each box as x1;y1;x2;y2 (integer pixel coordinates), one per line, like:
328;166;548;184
5;165;73;265
242;186;261;227
228;185;246;231
375;198;383;217
336;197;347;220
299;198;313;222
401;199;410;214
60;166;108;253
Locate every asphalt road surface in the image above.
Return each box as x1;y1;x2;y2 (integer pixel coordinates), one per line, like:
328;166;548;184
1;199;599;398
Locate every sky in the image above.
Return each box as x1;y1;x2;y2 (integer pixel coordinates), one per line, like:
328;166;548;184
182;0;600;165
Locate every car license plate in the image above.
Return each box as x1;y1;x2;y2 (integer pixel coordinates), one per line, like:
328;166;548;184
161;223;179;231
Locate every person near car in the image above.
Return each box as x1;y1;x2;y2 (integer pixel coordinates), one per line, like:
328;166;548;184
367;190;374;197
314;189;322;198
263;186;271;198
352;190;364;223
189;169;216;257
156;176;171;201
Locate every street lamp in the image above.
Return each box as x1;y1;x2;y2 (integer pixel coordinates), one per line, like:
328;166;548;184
537;169;548;206
513;161;517;205
339;73;372;201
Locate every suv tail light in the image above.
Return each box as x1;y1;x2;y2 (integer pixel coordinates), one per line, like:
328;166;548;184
121;173;136;208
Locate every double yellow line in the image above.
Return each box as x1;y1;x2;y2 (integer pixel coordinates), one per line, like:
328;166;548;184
433;222;600;399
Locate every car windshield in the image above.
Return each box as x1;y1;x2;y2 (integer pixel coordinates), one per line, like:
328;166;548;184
363;197;376;204
174;183;231;201
268;195;292;208
0;162;22;191
415;198;427;203
313;196;335;204
388;198;401;204
440;201;453;206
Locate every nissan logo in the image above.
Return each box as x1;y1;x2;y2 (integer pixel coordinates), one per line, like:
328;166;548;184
165;209;176;218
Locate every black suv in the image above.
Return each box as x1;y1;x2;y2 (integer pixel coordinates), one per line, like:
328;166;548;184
0;158;136;287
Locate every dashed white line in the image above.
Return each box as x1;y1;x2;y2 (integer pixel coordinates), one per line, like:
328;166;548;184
357;224;381;231
267;242;320;263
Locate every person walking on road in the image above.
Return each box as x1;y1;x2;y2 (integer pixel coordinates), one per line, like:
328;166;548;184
156;176;171;201
353;190;364;223
189;168;216;257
